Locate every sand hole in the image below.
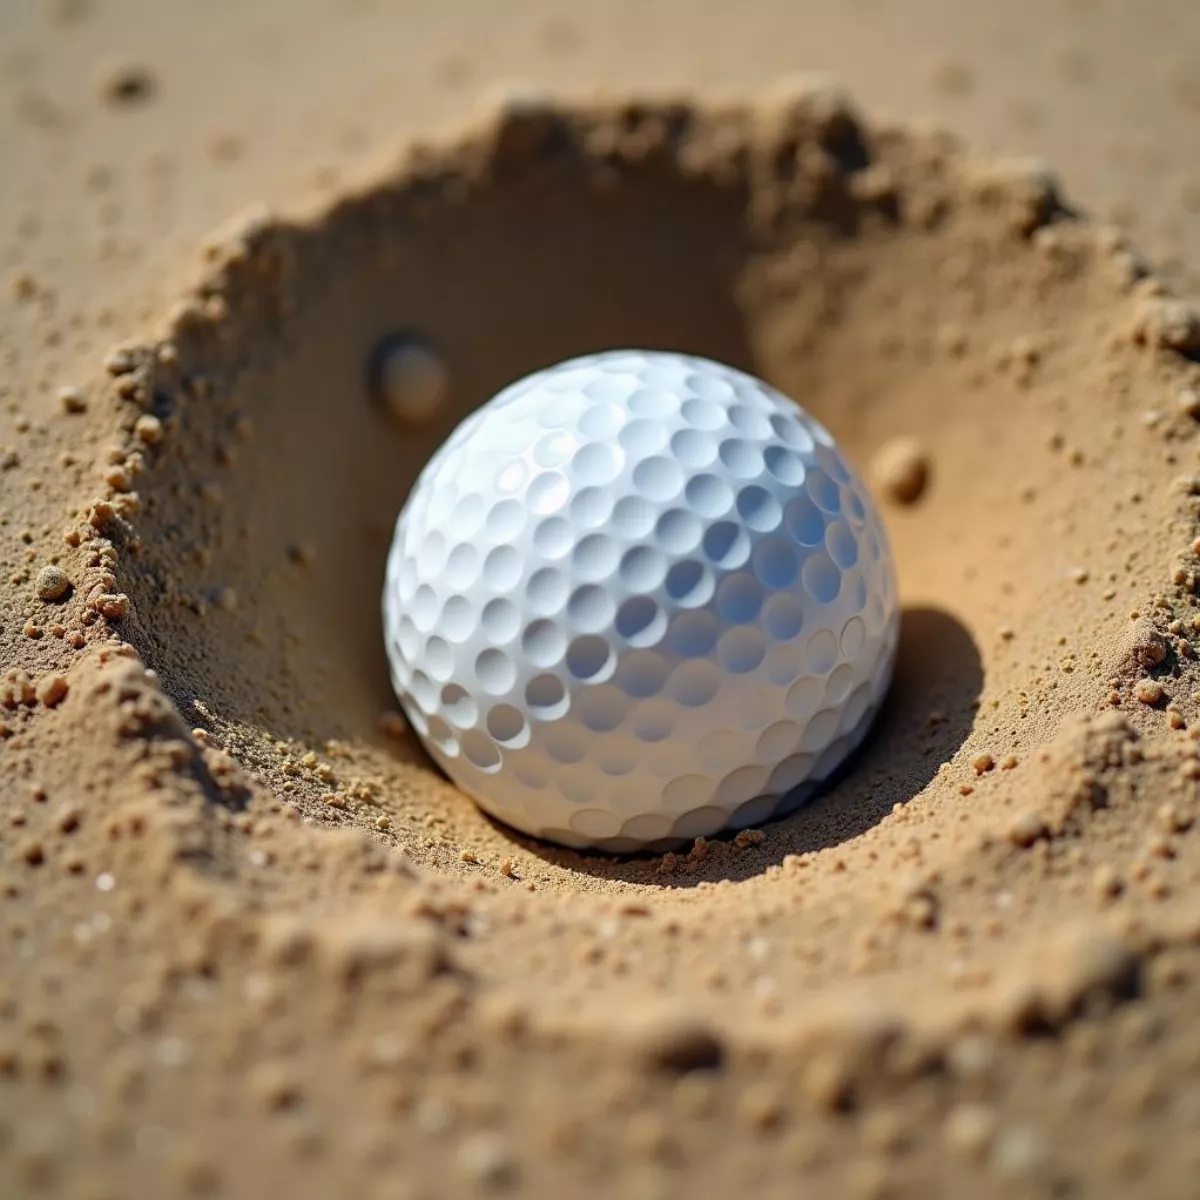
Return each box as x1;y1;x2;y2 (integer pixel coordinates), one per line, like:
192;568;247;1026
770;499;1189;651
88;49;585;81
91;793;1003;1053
111;91;1175;902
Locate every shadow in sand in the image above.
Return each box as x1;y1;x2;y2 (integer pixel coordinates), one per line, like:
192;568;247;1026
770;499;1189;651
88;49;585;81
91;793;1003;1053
514;605;983;886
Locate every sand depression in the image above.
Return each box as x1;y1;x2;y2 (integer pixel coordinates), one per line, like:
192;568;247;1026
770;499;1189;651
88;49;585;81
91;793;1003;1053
8;81;1200;1195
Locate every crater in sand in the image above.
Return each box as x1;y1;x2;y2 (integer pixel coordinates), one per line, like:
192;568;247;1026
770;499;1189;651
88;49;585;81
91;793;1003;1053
100;84;1199;932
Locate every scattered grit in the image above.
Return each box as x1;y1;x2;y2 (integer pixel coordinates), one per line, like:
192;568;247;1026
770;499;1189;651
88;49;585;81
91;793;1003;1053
4;84;1200;1198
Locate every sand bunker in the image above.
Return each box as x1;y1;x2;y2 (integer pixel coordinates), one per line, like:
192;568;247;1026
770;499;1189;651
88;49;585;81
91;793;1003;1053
5;83;1200;1196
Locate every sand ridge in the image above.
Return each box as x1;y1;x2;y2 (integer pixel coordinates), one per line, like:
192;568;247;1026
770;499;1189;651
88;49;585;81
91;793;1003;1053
3;75;1200;1198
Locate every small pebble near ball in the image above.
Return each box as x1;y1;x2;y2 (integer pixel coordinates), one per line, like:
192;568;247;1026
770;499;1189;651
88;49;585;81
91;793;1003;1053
383;350;899;851
372;333;450;428
870;436;930;507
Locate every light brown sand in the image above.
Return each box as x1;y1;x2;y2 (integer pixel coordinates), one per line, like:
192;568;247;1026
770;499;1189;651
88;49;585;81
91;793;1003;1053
3;4;1200;1199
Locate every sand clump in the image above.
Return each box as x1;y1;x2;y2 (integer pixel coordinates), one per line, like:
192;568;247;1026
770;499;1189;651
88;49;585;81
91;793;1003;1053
2;81;1200;1197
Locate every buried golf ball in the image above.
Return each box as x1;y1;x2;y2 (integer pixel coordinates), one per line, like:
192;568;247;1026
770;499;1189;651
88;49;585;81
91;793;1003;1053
383;350;899;851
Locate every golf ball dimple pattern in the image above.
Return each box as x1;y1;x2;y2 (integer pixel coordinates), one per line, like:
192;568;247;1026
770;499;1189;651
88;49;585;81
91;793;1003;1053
384;350;899;851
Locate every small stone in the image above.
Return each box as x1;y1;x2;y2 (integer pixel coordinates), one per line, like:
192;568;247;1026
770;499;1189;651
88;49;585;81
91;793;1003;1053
212;586;237;612
1007;811;1047;848
1092;865;1122;902
103;346;138;375
870;437;930;506
248;1061;301;1111
16;837;45;866
1157;803;1193;833
378;711;407;738
944;1104;996;1160
1135;679;1165;706
36;674;69;708
105;465;132;491
134;414;164;445
57;386;86;414
35;566;72;602
370;335;450;428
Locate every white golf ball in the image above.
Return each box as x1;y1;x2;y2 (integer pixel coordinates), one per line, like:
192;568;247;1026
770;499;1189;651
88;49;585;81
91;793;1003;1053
383;350;899;852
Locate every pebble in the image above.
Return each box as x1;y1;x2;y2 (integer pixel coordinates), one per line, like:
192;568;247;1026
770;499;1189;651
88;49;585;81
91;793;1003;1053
134;414;164;445
1006;811;1048;848
371;335;450;428
103;346;138;375
869;437;930;505
248;1061;301;1112
36;675;69;708
972;753;995;775
35;566;71;602
944;1103;996;1159
1092;865;1123;903
57;386;86;414
1157;802;1193;833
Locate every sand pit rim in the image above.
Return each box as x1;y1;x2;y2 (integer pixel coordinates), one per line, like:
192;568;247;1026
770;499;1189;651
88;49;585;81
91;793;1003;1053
85;83;1200;857
17;79;1200;1064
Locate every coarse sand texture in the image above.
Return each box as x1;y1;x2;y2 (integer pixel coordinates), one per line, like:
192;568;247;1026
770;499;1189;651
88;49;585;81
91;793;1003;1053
4;80;1200;1199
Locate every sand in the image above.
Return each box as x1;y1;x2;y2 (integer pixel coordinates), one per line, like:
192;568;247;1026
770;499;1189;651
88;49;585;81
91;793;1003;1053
3;3;1200;1198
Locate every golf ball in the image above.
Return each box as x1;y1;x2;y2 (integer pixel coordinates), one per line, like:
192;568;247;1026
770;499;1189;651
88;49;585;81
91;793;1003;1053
383;350;899;851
